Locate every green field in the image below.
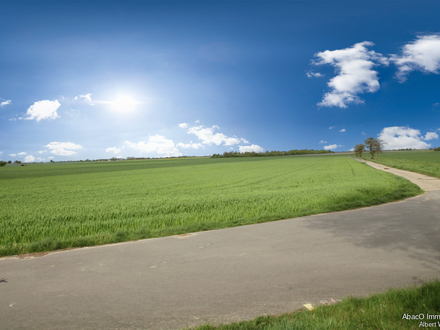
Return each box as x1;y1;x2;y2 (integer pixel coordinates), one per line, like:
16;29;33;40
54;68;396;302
364;150;440;178
0;155;421;256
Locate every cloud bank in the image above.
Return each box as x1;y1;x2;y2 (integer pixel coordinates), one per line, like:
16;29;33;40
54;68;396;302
24;155;35;163
106;147;121;154
186;124;249;146
238;144;264;153
314;41;388;108
391;34;440;82
46;141;83;156
125;135;181;157
1;100;11;107
176;142;204;149
323;144;338;150
24;100;61;121
377;126;437;149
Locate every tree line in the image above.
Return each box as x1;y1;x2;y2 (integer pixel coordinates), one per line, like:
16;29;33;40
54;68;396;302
212;149;334;158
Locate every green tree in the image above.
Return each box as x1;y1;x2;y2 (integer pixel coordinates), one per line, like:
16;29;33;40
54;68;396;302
354;144;366;158
0;161;6;167
364;137;377;159
373;138;386;159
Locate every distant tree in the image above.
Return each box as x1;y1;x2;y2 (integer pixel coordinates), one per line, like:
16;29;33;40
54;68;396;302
14;160;21;164
354;144;366;158
435;146;440;151
0;161;6;167
7;160;11;164
373;138;387;159
364;137;377;159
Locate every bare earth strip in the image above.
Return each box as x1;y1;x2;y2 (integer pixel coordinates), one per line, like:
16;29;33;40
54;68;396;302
1;160;440;329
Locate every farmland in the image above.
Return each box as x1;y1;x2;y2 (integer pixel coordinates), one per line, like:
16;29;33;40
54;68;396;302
364;150;440;178
0;155;421;256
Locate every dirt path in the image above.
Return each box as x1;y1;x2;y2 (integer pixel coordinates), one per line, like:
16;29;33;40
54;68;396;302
358;159;440;191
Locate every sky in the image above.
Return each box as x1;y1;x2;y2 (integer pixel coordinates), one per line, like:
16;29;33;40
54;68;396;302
1;0;440;162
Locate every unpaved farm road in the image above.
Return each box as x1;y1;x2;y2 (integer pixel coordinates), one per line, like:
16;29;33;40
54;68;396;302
1;161;440;330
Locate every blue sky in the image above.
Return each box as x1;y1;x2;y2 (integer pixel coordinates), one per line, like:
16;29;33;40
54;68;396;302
1;0;440;162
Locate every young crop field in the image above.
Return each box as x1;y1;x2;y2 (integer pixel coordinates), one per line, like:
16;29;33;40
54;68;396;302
0;155;421;256
363;150;440;178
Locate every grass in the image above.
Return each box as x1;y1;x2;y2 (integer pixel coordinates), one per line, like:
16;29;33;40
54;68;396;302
363;150;440;178
0;155;422;257
191;280;440;330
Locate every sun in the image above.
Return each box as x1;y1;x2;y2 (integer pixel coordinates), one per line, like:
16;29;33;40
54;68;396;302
110;95;138;112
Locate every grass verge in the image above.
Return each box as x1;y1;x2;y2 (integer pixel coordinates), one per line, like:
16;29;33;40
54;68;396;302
191;280;440;330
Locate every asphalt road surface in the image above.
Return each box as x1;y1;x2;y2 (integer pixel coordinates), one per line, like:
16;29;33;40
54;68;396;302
1;162;440;330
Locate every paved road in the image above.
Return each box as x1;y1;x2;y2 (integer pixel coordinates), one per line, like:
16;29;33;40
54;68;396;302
1;164;440;330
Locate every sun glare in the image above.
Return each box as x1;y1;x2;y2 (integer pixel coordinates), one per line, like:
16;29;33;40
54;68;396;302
111;96;138;112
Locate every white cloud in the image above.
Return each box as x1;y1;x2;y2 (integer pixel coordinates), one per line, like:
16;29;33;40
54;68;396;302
1;100;11;107
314;41;388;108
73;93;94;105
46;142;83;156
179;123;188;128
106;147;122;154
424;132;439;141
239;144;264;153
195;120;200;124
187;125;246;146
377;126;434;149
349;147;355;152
125;135;182;157
24;100;61;121
324;144;338;150
17;152;27;156
9;118;17;121
38;150;47;154
362;132;367;136
391;34;440;82
36;157;45;161
306;71;324;78
329;126;335;129
24;155;35;163
9;153;16;157
48;156;54;160
339;129;346;132
176;142;204;149
319;140;327;144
